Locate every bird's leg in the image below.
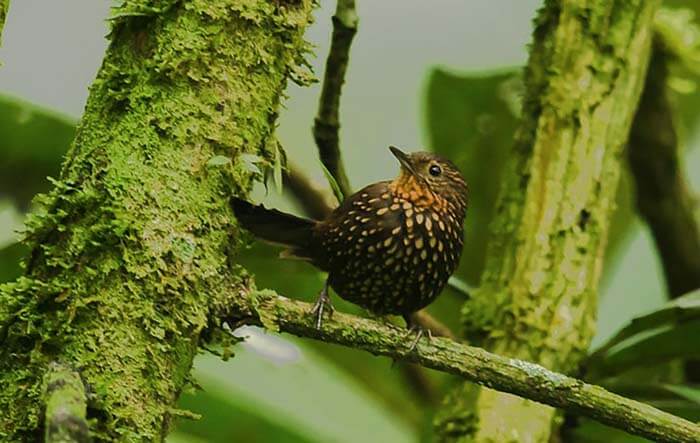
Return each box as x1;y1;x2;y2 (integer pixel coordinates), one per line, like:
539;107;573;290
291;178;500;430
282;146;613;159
402;313;432;353
311;279;334;330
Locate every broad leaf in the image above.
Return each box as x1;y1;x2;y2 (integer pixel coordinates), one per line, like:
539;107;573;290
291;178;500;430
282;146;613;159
586;290;700;379
0;94;75;207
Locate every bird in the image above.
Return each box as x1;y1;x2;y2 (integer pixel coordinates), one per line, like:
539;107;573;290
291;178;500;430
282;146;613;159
231;146;468;340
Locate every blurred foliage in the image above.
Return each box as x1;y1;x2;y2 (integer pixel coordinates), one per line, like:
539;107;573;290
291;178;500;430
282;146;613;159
587;289;700;379
578;290;700;441
0;93;73;208
173;348;415;443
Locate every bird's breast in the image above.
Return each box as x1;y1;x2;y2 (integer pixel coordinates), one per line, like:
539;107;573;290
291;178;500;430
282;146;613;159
316;186;464;315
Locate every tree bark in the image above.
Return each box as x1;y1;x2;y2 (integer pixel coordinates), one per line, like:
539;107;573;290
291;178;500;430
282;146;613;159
435;1;660;441
0;1;314;441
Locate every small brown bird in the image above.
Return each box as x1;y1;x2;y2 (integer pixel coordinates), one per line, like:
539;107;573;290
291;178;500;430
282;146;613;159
232;146;468;334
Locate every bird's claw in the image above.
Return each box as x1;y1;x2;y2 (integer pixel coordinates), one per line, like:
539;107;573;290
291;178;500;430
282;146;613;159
310;283;334;330
403;325;433;353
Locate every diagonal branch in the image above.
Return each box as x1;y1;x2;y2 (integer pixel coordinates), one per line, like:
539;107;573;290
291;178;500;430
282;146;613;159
313;0;357;199
628;42;700;300
223;290;700;443
283;164;334;220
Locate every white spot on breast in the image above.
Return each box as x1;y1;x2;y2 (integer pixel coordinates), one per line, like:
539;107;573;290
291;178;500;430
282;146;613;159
416;213;424;224
415;238;424;249
420;250;428;260
377;207;388;215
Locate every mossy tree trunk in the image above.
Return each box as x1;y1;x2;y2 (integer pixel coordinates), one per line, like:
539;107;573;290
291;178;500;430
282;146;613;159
435;1;660;441
0;1;313;441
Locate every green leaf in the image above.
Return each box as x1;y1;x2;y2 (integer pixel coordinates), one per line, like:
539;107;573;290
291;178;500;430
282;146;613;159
206;155;231;167
238;153;263;175
589;289;700;367
0;94;75;207
319;161;344;204
447;276;473;299
586;290;700;380
663;384;700;405
567;419;652;443
273;142;283;195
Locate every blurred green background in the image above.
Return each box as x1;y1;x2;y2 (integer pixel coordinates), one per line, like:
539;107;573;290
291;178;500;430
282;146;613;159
1;1;699;442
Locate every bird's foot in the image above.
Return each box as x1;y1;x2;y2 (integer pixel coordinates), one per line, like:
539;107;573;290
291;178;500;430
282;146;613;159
402;314;433;353
310;281;334;330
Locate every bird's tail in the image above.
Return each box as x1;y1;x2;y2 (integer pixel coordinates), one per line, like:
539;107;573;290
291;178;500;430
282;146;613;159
230;197;317;259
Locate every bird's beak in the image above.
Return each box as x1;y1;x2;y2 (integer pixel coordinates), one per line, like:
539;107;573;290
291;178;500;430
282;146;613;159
389;146;417;176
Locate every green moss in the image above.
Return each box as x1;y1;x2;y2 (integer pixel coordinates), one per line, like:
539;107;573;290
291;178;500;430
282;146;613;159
0;1;314;441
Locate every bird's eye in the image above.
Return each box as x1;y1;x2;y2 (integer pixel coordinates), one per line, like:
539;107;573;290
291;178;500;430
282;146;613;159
428;164;442;177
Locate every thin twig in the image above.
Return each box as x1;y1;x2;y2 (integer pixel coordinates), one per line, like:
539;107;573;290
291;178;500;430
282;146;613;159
223;290;700;443
43;362;90;443
284;164;334;220
313;0;357;199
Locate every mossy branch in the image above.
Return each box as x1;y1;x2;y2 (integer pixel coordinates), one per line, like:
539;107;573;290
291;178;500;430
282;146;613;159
223;290;700;443
437;1;661;440
43;362;89;443
313;0;357;199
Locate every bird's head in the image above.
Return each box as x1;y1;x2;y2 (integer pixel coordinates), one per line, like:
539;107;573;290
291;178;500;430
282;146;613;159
389;146;468;216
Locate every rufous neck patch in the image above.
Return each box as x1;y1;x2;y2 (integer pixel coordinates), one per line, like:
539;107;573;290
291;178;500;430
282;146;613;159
389;172;446;209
